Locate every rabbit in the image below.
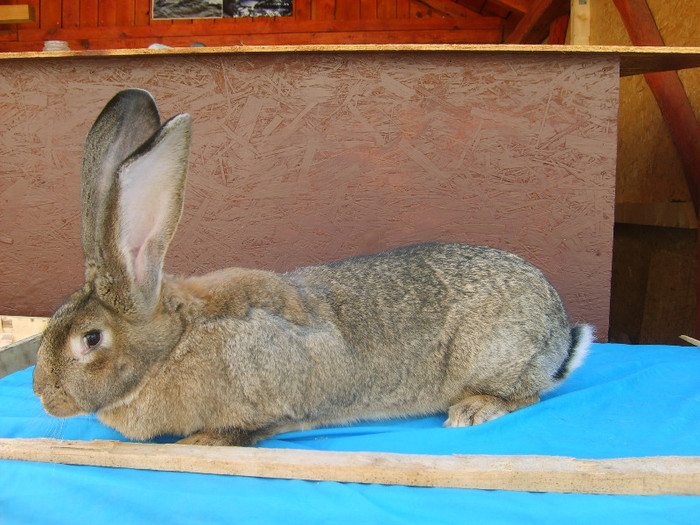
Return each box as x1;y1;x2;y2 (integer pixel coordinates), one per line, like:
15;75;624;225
33;88;593;446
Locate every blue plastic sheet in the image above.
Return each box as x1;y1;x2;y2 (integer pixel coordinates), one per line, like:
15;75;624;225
1;343;699;524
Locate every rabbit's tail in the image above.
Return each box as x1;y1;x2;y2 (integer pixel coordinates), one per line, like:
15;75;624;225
552;324;594;383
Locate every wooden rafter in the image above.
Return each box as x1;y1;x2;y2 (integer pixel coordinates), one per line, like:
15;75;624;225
505;0;569;44
488;0;531;14
419;0;480;17
548;14;569;45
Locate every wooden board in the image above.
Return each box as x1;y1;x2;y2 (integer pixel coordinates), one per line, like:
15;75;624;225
0;49;617;335
2;44;699;77
0;316;48;348
0;334;40;379
0;438;698;496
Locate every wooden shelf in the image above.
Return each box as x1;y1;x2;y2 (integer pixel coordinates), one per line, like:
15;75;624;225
1;44;699;77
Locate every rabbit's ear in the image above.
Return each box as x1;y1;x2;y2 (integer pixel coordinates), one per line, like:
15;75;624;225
81;89;161;266
96;113;192;316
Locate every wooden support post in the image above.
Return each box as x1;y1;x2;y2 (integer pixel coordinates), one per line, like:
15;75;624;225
613;0;700;337
570;0;590;45
0;438;699;496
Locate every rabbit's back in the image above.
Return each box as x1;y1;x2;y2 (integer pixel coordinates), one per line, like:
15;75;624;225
287;242;573;411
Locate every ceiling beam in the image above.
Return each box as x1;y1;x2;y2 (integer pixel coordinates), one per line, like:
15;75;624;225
418;1;480;17
488;0;531;14
505;0;569;44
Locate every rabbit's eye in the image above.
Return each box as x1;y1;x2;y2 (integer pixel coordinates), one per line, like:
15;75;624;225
82;330;103;350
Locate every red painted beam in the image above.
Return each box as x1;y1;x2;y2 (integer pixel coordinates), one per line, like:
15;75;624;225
505;0;569;44
548;14;569;45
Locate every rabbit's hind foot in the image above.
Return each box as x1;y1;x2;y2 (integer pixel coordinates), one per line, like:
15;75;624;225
443;393;539;427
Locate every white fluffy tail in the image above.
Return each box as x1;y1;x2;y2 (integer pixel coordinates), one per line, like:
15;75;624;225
552;324;594;385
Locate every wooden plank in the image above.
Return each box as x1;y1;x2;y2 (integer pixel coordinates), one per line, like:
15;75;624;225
505;0;569;44
116;0;136;26
336;0;360;20
0;316;48;347
569;0;589;45
39;1;61;29
0;439;698;495
134;0;151;26
14;17;505;40
98;0;118;26
0;5;35;24
377;0;397;19
313;0;336;20
615;202;698;229
62;0;81;28
360;0;377;19
397;0;410;18
295;0;313;20
80;0;99;26
0;334;40;379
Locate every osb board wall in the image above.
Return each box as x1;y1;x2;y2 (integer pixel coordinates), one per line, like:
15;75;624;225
592;0;700;205
0;51;618;335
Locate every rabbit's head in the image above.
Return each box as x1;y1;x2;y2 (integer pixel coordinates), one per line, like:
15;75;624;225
34;89;192;418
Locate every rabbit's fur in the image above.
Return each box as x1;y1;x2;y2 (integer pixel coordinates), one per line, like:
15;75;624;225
34;89;593;446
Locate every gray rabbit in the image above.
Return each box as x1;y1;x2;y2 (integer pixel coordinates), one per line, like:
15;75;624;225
33;89;593;446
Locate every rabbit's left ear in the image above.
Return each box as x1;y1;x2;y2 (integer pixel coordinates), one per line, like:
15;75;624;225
97;113;192;316
81;89;162;267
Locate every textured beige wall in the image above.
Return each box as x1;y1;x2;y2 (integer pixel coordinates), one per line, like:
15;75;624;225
0;51;617;334
592;0;700;204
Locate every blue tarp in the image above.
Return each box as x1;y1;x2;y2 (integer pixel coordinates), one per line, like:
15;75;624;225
1;343;699;524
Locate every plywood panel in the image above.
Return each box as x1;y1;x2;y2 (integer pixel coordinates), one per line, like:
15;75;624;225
591;0;700;205
0;51;617;335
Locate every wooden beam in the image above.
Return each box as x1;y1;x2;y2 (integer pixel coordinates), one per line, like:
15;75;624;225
548;14;569;44
488;0;530;14
505;0;569;44
0;439;699;496
0;5;35;24
418;0;480;17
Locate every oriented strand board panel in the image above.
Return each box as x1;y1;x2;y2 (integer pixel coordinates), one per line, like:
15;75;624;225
0;51;617;335
592;1;700;205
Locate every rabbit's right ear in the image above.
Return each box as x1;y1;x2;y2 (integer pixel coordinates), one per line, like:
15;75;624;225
81;89;161;269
